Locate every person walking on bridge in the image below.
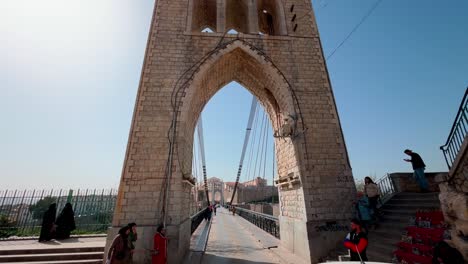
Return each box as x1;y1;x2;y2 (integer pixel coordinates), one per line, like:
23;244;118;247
404;149;429;192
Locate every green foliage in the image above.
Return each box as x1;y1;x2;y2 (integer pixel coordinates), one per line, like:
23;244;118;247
29;196;56;220
0;215;18;238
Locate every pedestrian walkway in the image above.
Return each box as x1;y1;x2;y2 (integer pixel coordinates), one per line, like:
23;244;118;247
0;236;105;251
199;207;280;264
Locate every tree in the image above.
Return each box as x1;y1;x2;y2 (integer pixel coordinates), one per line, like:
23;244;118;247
29;196;56;220
0;215;17;238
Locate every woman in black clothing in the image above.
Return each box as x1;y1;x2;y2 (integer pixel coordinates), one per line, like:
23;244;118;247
56;203;76;239
38;203;57;242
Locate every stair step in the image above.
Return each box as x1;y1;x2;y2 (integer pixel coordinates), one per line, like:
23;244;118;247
0;247;104;256
371;228;403;240
377;221;407;230
0;252;103;262
384;203;440;210
0;260;102;264
381;209;418;216
393;192;439;199
367;250;393;262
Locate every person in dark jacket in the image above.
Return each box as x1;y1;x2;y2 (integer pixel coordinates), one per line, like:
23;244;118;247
432;241;464;264
55;203;76;240
404;149;429;192
343;218;368;261
39;203;57;242
127;222;138;262
108;226;131;264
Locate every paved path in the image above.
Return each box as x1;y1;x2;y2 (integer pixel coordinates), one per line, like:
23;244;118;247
0;236;105;251
200;207;280;264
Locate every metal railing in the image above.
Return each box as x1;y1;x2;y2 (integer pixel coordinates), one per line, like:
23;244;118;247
440;87;468;170
190;207;208;234
376;174;396;204
0;189;117;239
234;207;280;239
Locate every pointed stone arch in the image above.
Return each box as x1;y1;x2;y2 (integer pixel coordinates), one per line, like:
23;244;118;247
175;40;301;185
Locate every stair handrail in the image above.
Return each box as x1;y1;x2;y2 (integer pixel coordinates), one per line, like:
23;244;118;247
440;86;468;170
375;173;396;204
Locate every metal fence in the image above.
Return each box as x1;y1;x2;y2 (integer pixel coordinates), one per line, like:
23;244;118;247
376;173;396;204
234;206;280;239
0;189;117;239
190;207;208;234
440;87;468;170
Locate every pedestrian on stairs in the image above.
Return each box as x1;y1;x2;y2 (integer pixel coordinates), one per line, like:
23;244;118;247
355;192;372;231
344;219;368;262
403;149;429;192
364;177;381;220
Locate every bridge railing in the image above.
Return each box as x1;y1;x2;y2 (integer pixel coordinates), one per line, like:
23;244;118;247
440;87;468;170
375;173;396;204
233;206;280;239
190;207;208;234
0;189;117;239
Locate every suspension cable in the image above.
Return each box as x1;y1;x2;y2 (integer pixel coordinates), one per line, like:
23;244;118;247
252;111;267;183
262;120;270;199
243;104;260;185
254;111;268;198
230;97;258;204
196;116;210;206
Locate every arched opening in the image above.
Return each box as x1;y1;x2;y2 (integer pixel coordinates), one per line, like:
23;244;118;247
226;28;238;34
257;0;287;35
190;0;217;32
176;43;300;196
201;27;215;33
225;0;250;34
190;82;278;211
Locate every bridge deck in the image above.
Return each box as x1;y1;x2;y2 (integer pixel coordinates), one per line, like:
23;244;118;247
190;208;306;264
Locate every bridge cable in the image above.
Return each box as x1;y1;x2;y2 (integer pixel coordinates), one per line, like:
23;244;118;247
256;111;269;198
326;0;384;61
230;97;258;204
250;109;267;198
192;136;199;211
271;140;276;204
243;105;260;185
196;116;211;206
261;119;270;200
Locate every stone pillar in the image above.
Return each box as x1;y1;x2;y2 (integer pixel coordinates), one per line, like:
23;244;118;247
248;0;259;34
216;0;226;33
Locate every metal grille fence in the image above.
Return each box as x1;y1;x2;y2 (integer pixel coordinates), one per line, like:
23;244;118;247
234;206;280;239
440;87;468;170
0;189;117;239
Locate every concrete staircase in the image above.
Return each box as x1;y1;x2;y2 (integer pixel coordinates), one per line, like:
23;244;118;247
366;192;441;262
0;246;104;264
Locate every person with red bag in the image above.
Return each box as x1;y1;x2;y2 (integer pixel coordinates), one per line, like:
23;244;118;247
344;219;368;261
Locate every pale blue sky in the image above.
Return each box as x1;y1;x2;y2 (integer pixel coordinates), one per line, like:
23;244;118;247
1;0;467;189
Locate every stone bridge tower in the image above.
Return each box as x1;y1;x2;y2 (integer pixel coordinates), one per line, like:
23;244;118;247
106;0;356;263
